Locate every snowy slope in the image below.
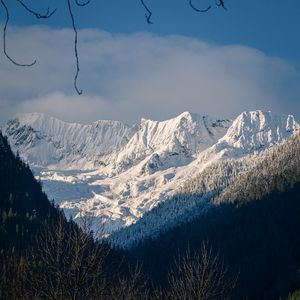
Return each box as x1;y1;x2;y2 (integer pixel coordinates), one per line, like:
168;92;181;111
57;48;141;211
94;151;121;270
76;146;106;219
214;110;299;154
3;110;299;241
110;112;231;175
4;113;136;169
110;131;300;249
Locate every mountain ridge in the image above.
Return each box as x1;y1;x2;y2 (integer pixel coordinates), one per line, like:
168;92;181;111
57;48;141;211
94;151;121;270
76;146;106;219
3;110;299;241
4;112;137;169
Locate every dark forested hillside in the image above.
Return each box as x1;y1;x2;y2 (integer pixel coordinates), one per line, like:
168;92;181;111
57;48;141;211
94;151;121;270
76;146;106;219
0;133;59;252
131;175;300;300
0;133;137;300
215;131;300;205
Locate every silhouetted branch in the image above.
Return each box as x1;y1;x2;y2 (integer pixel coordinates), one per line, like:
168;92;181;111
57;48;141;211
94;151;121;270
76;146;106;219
1;0;226;94
67;0;83;95
189;0;211;13
140;0;153;24
16;0;57;19
216;0;227;10
168;242;237;300
0;0;36;66
74;0;90;7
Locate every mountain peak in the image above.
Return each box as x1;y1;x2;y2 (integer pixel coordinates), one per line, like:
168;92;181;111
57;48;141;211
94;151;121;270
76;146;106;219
4;113;136;169
177;111;196;119
218;110;299;152
13;112;78;127
111;112;231;174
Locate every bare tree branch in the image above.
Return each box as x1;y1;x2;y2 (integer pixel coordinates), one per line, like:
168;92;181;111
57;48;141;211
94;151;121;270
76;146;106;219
16;0;57;19
74;0;90;7
189;0;211;13
67;0;83;95
216;0;227;10
0;0;36;66
140;0;153;24
29;215;109;299
109;264;149;300
168;242;237;300
0;0;226;94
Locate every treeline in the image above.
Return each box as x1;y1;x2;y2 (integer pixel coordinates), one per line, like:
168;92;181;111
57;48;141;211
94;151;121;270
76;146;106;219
215;131;300;204
108;158;247;249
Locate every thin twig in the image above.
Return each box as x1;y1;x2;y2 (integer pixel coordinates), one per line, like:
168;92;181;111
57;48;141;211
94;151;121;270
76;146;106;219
74;0;90;7
67;0;82;95
16;0;57;19
216;0;227;10
0;0;36;66
140;0;153;24
189;0;211;13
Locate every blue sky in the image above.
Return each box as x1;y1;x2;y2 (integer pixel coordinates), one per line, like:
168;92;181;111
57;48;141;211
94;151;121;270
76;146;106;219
0;0;300;123
10;0;300;60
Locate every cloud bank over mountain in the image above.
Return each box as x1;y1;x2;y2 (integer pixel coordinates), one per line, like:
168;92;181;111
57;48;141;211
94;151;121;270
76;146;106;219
0;25;299;124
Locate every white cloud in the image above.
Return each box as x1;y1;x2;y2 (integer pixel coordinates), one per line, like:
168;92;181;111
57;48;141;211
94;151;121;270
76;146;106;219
13;92;112;124
0;25;299;124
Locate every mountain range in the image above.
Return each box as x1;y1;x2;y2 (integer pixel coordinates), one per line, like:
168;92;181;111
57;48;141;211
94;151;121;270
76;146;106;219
2;110;299;246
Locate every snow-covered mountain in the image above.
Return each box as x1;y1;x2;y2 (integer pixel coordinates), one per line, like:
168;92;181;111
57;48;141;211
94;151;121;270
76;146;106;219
214;110;299;154
109;129;300;249
110;112;231;175
2;110;299;242
4;113;136;169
